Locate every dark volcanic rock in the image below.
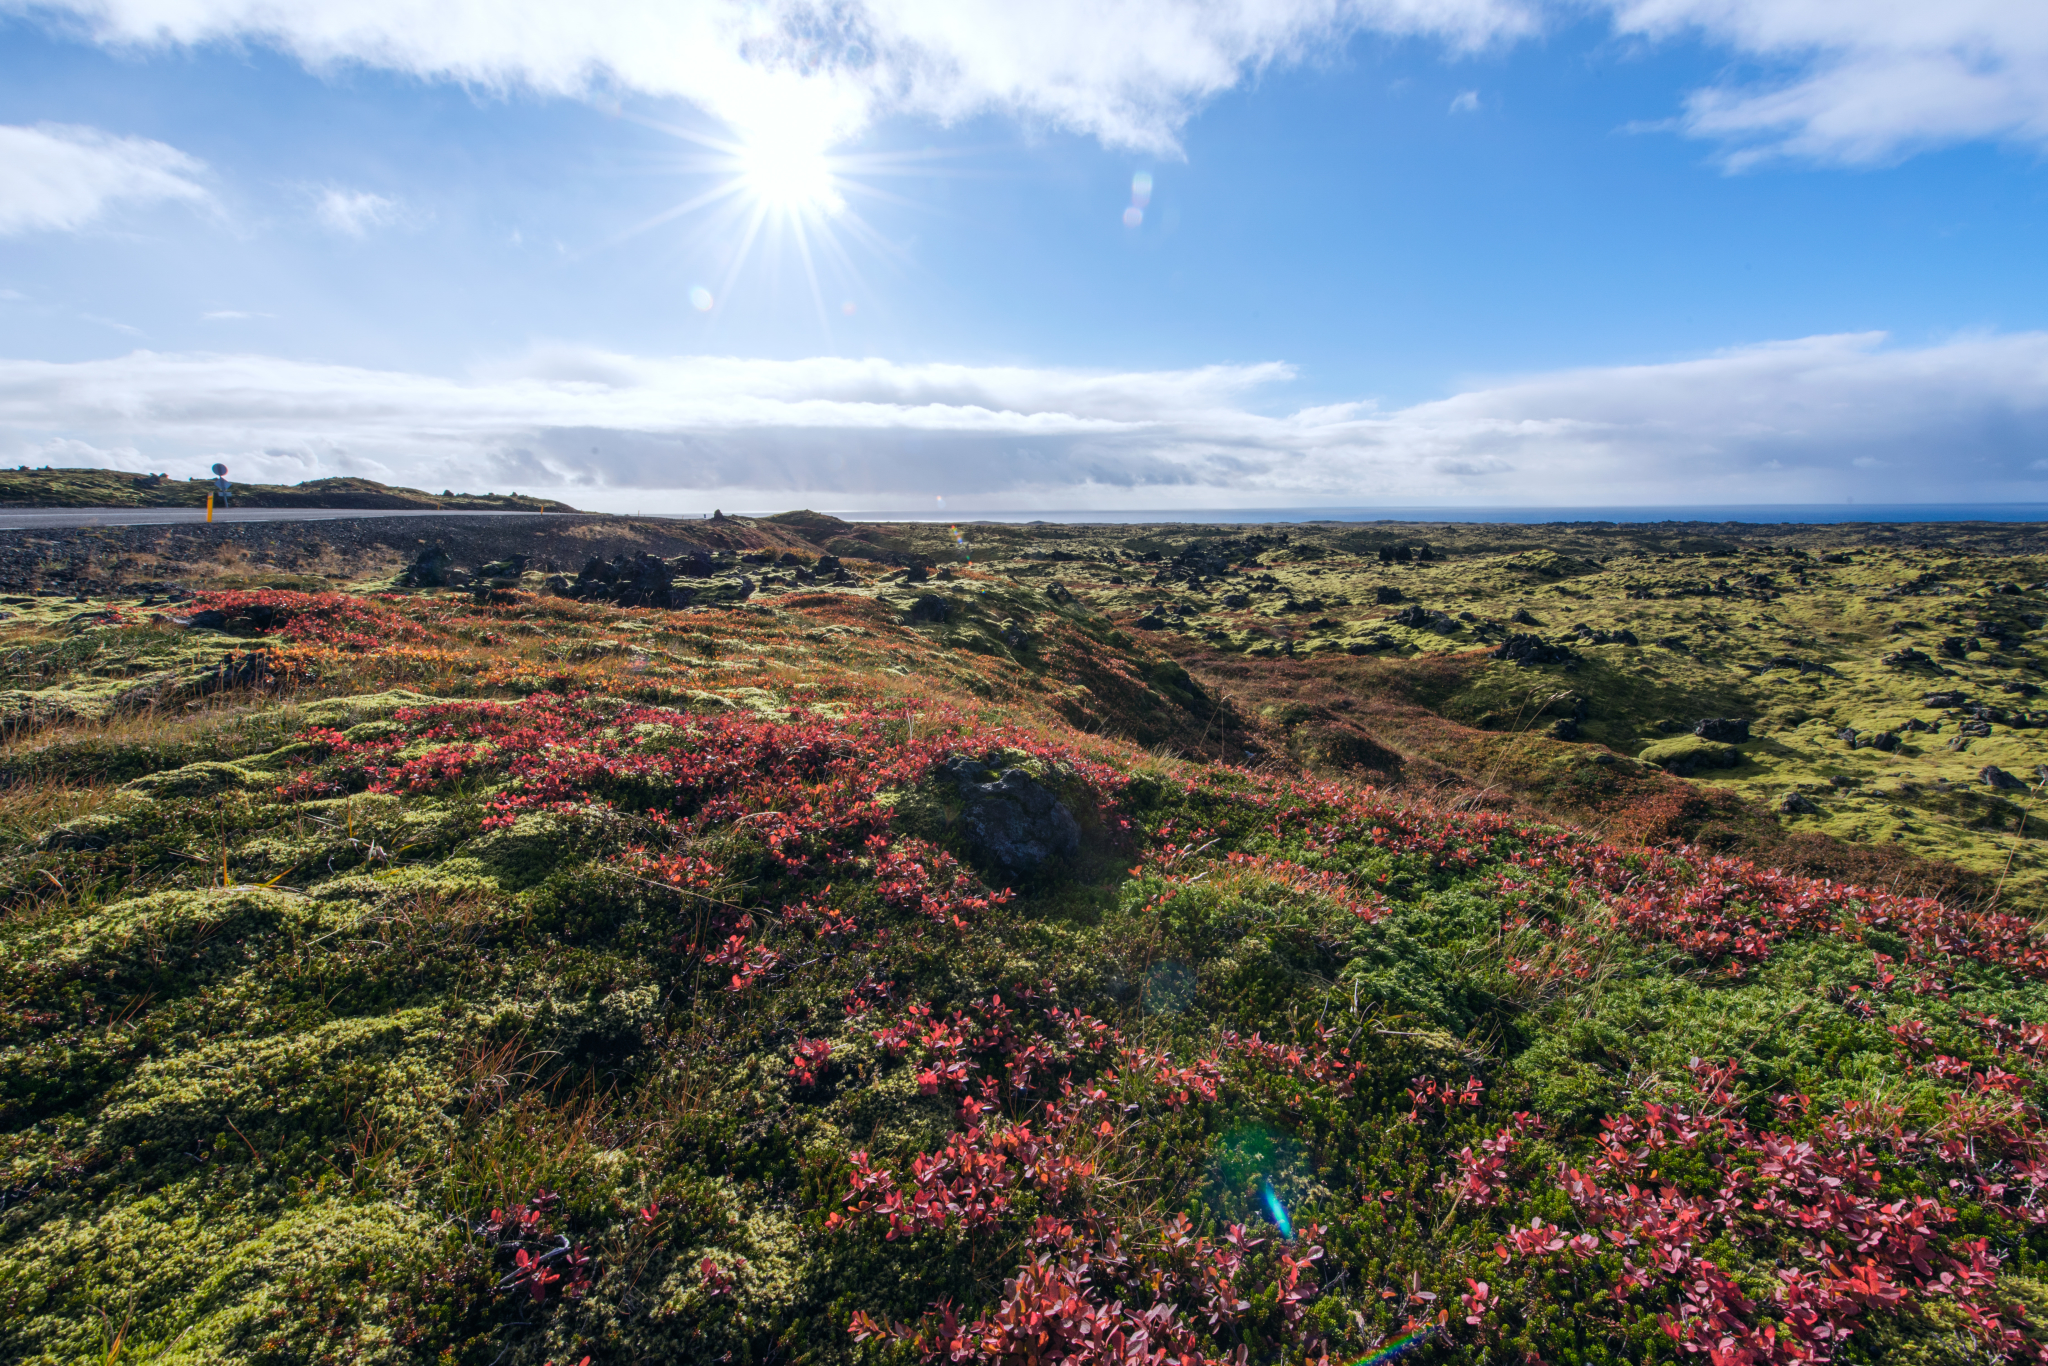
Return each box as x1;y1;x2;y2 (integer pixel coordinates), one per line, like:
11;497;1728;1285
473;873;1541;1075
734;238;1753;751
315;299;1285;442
1390;605;1457;633
1491;633;1576;667
1756;654;1839;677
1692;717;1751;744
1373;586;1406;605
1881;647;1936;668
1510;608;1540;626
397;545;457;588
1779;792;1821;815
905;594;951;624
1925;691;1970;708
1982;765;2031;792
941;757;1081;874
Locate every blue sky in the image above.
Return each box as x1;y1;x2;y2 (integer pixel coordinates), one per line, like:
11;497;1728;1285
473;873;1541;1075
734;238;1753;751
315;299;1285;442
1;1;2046;512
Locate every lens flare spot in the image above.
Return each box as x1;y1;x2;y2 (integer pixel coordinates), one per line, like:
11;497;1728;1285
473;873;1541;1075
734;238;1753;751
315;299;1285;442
689;286;714;312
1131;170;1153;207
1351;1325;1440;1365
1122;206;1143;228
841;299;857;316
1261;1178;1293;1239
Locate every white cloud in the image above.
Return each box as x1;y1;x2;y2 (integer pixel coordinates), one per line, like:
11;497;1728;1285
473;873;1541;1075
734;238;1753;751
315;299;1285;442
1605;0;2048;165
19;2;2042;166
15;0;1537;154
1;332;2045;510
313;186;404;236
17;436;145;468
1448;89;1480;113
0;122;210;235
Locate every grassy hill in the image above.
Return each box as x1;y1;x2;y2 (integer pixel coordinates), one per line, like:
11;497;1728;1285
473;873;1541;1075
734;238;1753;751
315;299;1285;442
0;466;576;512
0;516;2044;1364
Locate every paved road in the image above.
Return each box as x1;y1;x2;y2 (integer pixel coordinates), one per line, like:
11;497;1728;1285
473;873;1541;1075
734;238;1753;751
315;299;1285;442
0;507;568;530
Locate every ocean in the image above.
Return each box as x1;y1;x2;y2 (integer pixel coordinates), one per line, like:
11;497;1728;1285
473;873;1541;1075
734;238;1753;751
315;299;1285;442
827;504;2048;527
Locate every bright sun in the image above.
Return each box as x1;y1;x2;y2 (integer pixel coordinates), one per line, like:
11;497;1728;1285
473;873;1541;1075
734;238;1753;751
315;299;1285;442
738;126;843;215
626;109;920;336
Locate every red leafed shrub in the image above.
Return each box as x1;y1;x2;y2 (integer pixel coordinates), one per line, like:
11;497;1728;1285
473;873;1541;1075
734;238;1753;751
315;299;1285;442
790;1037;832;1088
1511;1065;2047;1363
191;589;428;651
475;1189;595;1308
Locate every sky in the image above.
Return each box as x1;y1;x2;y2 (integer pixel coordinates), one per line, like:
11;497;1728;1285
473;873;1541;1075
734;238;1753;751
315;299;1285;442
1;1;2046;514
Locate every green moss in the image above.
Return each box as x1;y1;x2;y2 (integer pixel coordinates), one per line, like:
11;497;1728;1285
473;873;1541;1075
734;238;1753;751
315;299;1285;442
1636;734;1743;771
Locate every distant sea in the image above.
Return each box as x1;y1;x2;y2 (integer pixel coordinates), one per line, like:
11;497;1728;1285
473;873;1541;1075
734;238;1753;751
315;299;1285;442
826;504;2048;527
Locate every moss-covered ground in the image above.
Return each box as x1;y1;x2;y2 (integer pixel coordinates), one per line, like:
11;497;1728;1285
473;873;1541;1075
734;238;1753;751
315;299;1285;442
843;517;2048;903
2;517;2048;1364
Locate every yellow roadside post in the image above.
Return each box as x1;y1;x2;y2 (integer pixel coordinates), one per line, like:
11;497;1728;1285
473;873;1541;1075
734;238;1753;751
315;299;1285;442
206;494;214;522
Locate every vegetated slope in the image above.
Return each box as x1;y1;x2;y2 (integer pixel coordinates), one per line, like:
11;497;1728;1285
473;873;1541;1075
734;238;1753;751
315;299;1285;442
0;466;575;511
844;518;2048;902
2;562;2048;1363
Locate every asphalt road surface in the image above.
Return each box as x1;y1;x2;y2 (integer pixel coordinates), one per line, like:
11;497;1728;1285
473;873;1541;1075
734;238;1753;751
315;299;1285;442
0;507;564;531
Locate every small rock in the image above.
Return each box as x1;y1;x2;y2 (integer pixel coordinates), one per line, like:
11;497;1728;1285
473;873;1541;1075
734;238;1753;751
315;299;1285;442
941;757;1081;873
905;594;951;624
1981;765;2032;792
1510;608;1540;626
1220;592;1250;609
1779;792;1820;815
397;544;457;588
1692;717;1750;744
1373;586;1405;605
1924;690;1969;708
1044;582;1075;606
1491;633;1575;667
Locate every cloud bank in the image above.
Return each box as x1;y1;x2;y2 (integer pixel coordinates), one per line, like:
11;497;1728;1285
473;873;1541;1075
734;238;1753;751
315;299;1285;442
0;122;210;235
17;0;2046;164
2;332;2044;511
1612;0;2048;166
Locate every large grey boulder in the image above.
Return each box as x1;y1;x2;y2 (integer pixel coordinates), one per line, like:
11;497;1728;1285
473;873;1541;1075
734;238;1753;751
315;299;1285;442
941;757;1080;874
